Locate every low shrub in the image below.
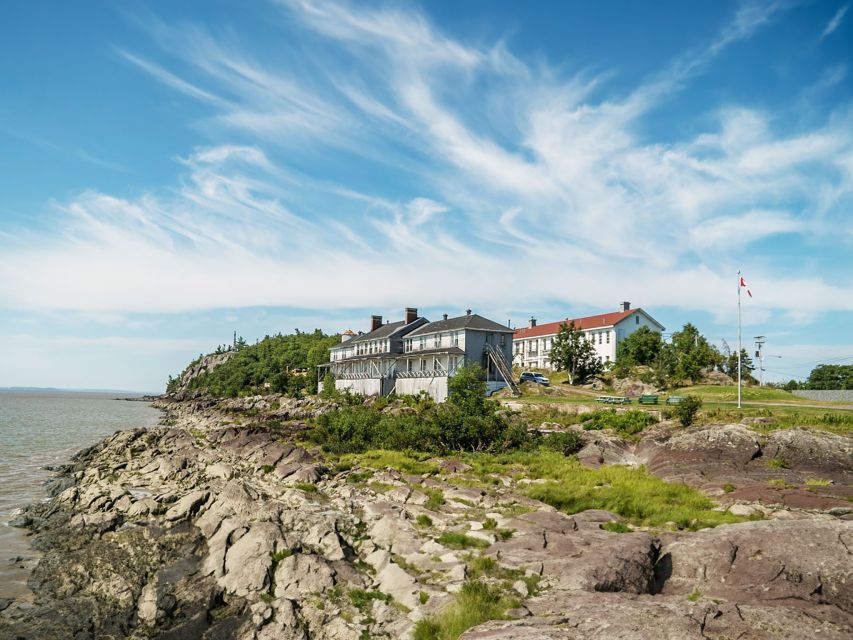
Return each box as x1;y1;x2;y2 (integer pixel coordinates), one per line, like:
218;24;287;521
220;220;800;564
581;409;657;437
766;458;788;469
601;521;631;533
672;395;702;427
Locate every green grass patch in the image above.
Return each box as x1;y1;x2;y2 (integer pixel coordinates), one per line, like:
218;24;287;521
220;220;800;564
805;478;833;486
415;514;433;527
768;479;793;489
346;470;374;484
424;487;446;511
766;458;789;469
687;588;702;602
413;580;521;640
348;588;391;612
723;483;736;493
367;481;397;493
293;482;319;493
463;449;760;530
335;450;439;475
700;404;853;436
482;517;497;530
436;532;490;550
601;521;632;533
258;464;275;474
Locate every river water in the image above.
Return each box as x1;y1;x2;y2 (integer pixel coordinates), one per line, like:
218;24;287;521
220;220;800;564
0;391;161;599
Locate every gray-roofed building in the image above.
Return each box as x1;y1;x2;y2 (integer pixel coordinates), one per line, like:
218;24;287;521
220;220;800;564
321;308;517;402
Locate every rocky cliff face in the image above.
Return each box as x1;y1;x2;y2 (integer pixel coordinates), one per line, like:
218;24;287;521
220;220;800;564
1;397;851;639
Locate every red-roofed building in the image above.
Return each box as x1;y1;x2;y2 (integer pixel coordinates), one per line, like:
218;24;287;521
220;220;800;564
513;302;664;370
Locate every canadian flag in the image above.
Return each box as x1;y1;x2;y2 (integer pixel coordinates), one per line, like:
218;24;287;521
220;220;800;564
740;275;752;298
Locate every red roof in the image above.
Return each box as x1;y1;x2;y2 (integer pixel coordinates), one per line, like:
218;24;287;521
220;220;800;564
514;309;639;339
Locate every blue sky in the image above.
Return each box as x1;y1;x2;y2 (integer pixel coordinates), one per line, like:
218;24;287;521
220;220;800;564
1;0;851;391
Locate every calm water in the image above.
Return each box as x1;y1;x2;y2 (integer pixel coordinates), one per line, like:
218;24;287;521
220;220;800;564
0;391;161;599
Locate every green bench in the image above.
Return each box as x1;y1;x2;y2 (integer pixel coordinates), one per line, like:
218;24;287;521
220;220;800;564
666;396;686;405
639;394;659;405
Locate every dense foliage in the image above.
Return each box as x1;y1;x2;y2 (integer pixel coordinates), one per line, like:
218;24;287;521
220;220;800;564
171;330;339;397
549;321;602;384
581;409;658;437
806;364;853;390
615;326;663;368
312;364;582;455
314;365;523;453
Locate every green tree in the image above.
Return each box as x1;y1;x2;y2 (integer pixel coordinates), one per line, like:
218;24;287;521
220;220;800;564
723;349;756;384
668;323;722;386
616;326;663;367
170;329;340;397
806;364;853;390
549;322;602;385
447;363;495;417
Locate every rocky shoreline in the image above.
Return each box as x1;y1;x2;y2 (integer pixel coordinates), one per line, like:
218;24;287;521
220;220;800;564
1;395;851;639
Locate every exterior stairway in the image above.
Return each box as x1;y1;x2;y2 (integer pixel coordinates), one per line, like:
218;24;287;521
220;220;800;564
483;343;521;396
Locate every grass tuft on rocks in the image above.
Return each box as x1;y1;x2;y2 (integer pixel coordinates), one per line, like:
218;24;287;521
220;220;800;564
413;580;520;640
436;532;490;550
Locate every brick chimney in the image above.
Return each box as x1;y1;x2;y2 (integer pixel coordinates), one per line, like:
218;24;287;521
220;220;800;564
529;317;537;328
405;307;418;324
621;301;631;312
370;315;382;331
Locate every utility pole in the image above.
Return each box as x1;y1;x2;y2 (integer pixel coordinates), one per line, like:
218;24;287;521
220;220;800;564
754;336;765;386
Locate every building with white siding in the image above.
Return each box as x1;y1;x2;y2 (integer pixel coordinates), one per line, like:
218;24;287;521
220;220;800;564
512;302;664;370
322;308;515;402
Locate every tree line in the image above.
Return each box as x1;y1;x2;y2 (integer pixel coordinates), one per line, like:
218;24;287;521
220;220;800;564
548;321;756;388
167;329;339;397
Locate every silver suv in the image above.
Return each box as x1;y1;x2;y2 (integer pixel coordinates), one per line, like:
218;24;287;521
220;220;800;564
519;371;550;386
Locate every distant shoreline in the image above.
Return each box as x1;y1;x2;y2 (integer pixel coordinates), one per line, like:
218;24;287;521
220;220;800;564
0;387;159;397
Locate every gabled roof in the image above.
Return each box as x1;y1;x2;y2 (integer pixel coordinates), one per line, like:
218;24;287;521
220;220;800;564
514;308;663;339
407;313;514;338
330;317;427;349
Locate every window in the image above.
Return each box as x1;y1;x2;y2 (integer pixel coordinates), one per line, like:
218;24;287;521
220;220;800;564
419;337;426;350
453;331;459;346
434;334;441;348
598;333;602;345
606;332;610;344
407;359;413;372
500;334;505;346
635;315;640;325
420;359;426;371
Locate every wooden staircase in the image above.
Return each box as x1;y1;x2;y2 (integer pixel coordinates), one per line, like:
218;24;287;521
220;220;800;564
483;343;521;396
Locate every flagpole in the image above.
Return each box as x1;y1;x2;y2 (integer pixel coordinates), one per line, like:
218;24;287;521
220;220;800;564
737;270;742;409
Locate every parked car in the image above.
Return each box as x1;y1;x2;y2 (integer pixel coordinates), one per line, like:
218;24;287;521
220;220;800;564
519;371;550;386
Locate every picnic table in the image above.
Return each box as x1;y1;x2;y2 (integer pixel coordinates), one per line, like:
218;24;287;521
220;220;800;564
596;395;632;405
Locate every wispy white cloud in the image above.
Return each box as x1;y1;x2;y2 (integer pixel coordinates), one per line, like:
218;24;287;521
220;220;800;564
820;4;849;40
1;0;852;328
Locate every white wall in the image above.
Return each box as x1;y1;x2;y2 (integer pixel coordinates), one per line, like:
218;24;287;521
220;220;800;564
396;376;449;402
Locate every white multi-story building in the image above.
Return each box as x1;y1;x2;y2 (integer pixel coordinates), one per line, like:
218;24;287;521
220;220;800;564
512;302;664;370
322;308;516;402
